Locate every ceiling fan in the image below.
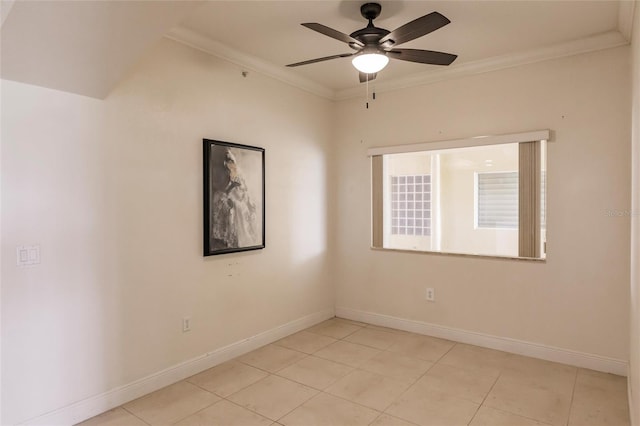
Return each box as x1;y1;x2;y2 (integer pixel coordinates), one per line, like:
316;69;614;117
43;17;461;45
286;3;458;83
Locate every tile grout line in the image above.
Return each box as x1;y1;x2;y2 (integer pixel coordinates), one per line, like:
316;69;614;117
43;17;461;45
465;370;502;425
215;338;324;424
432;341;459;364
474;405;555;426
275;326;449;413
303;319;433;418
185;378;239;400
368;412;386;426
386;340;458;392
166;397;221;425
313;320;449;372
342;340;398;351
234;347;310;375
294;350;358;369
219;374;319;423
180;320;373;422
119;382;220;426
219;391;267;420
373;345;457;422
325;367;413;413
220;397;274;423
272;358;355;392
336;334;460;423
120;406;153;426
367;411;421;426
269;321;402;392
317;390;384;416
565;367;580;426
271;387;321;423
186;359;289;401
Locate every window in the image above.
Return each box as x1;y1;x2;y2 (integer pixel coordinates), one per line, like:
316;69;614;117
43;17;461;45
476;171;518;229
391;175;431;236
370;130;548;259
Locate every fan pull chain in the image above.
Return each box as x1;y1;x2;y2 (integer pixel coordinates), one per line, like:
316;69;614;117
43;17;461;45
366;76;369;109
364;75;377;109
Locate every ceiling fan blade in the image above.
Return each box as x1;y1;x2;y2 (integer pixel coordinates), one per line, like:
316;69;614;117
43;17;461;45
380;12;450;46
301;23;364;47
359;72;377;83
286;53;355;67
388;49;457;65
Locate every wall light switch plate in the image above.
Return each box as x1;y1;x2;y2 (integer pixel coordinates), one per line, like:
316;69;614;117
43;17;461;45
17;245;40;267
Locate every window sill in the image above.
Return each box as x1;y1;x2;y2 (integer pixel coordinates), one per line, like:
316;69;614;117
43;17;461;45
370;246;546;262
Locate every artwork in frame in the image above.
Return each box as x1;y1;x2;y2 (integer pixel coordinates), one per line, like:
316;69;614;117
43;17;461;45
203;139;265;256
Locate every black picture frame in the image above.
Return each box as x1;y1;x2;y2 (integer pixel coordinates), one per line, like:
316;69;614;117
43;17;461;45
203;139;265;256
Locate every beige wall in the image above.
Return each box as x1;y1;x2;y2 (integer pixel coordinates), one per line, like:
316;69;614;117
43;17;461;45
0;39;335;424
333;46;631;360
629;2;640;424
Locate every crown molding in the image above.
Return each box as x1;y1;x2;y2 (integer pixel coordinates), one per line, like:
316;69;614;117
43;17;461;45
167;26;628;102
618;0;636;42
335;30;629;100
165;26;336;100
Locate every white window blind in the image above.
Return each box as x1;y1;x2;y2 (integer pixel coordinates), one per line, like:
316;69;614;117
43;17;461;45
477;172;518;229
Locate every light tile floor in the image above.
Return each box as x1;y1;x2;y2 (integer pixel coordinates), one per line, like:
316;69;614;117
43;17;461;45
79;318;630;426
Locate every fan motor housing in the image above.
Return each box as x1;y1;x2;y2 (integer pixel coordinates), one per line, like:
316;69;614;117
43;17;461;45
350;26;390;46
352;3;390;47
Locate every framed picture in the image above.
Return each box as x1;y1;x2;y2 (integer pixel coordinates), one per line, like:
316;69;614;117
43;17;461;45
203;139;265;256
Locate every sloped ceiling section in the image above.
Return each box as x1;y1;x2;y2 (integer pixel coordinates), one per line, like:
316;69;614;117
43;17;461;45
0;0;202;99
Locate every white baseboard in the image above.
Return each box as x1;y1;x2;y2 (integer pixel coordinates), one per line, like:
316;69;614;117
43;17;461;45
21;308;335;426
336;307;628;376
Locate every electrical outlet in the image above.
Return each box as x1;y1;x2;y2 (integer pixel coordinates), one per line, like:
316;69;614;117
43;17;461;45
426;288;435;302
182;317;191;332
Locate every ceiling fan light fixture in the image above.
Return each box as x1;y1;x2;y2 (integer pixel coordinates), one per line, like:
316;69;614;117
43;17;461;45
287;5;456;84
352;52;389;74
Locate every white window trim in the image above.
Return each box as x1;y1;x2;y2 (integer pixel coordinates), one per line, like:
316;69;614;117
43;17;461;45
367;130;550;157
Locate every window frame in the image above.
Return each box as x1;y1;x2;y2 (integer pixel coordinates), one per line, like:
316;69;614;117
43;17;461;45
370;130;549;260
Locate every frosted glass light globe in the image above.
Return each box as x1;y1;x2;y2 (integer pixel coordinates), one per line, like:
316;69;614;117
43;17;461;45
352;53;389;74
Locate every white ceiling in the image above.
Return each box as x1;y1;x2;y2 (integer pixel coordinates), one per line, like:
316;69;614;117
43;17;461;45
0;1;634;100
